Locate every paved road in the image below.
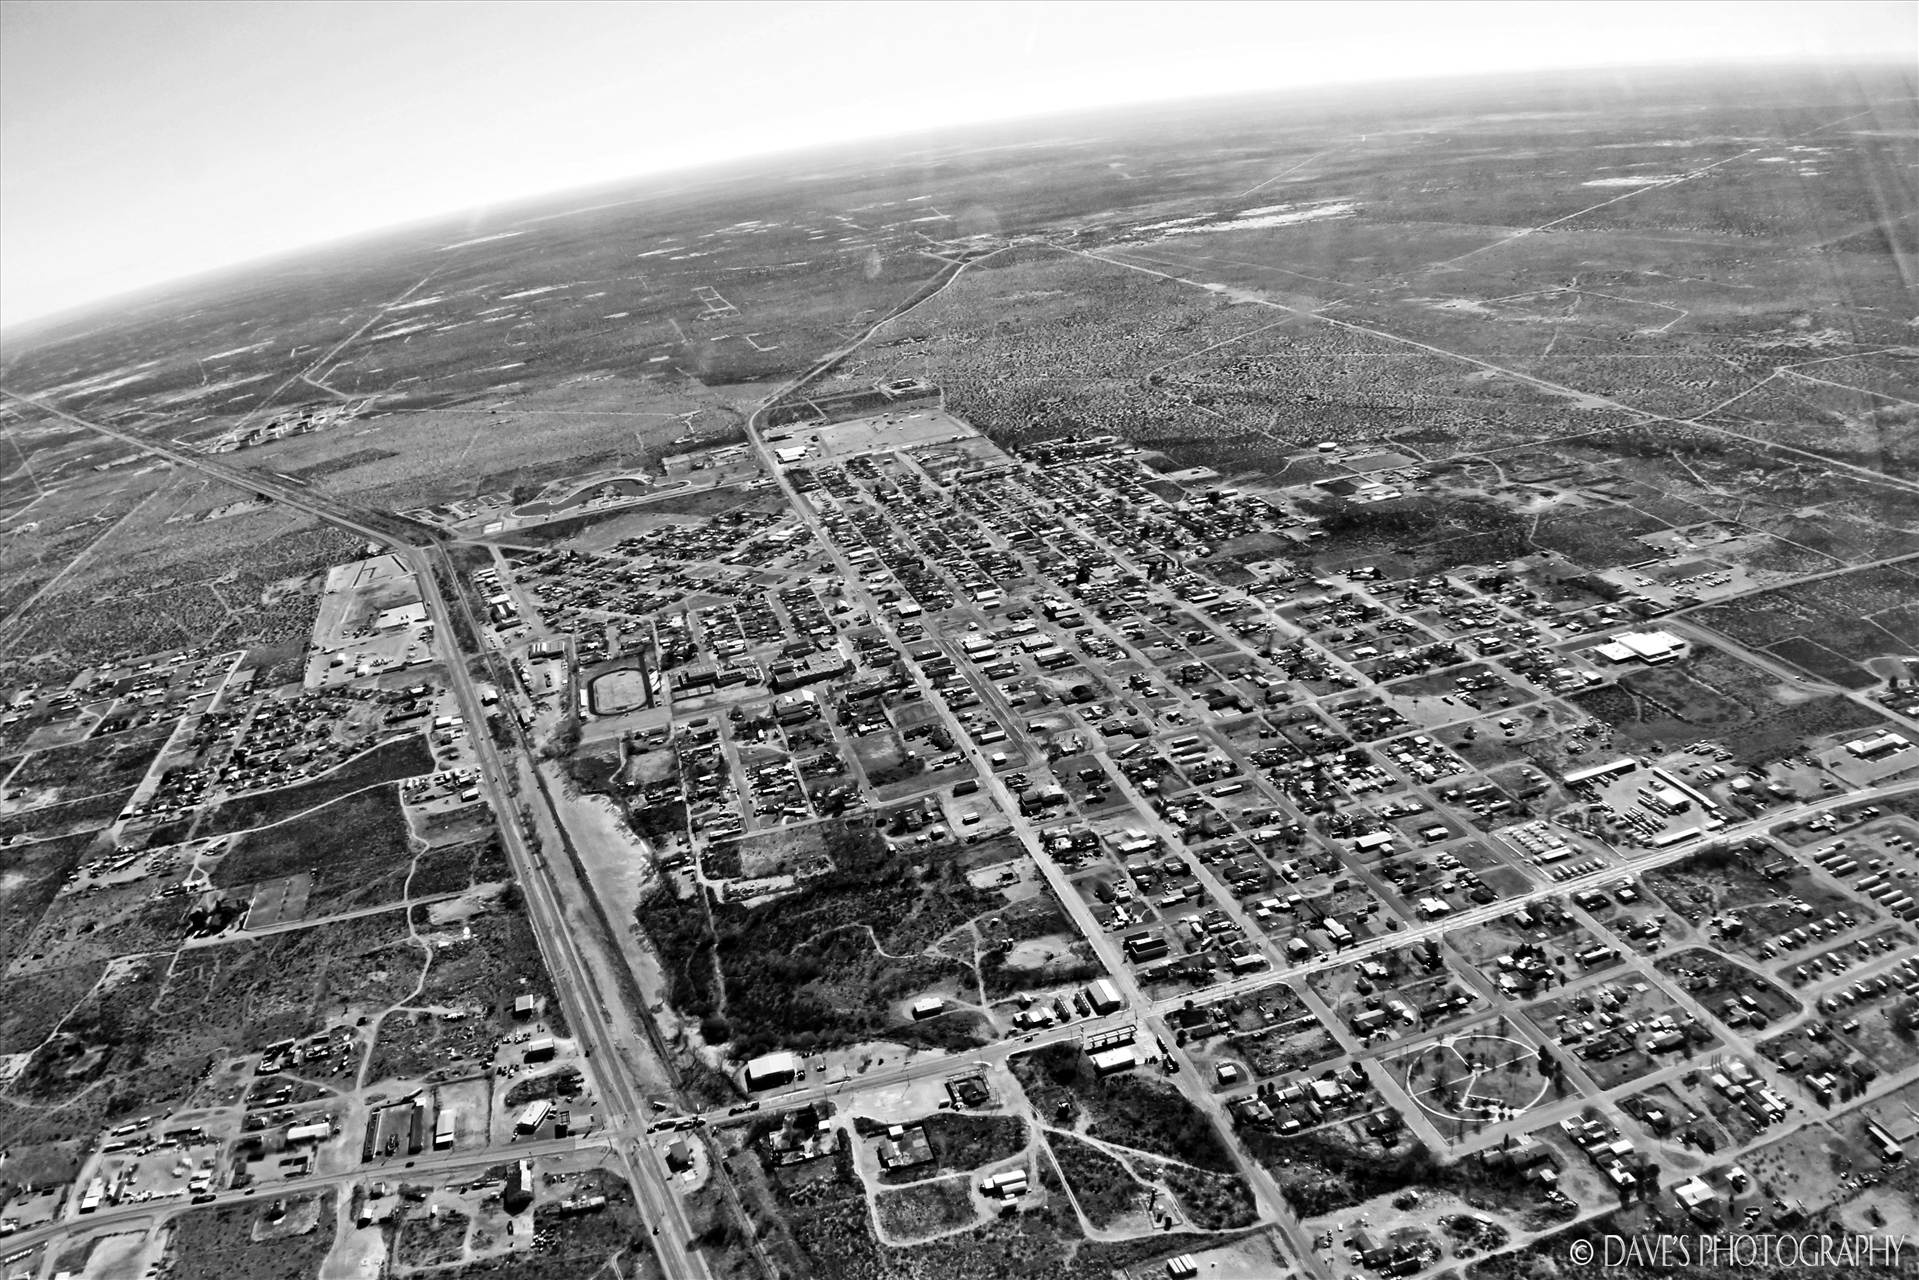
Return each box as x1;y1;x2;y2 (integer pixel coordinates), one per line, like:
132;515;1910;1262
735;401;1332;1277
418;541;709;1278
719;741;1919;1119
1;1134;597;1253
1150;779;1919;1017
2;387;709;1280
11;370;1917;1277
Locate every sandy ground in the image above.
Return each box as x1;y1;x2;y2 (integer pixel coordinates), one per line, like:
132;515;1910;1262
67;1227;163;1280
840;1075;956;1124
319;1212;389;1280
1178;1227;1300;1278
536;763;677;1098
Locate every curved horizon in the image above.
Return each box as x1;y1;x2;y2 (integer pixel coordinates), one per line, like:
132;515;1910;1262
3;0;1913;335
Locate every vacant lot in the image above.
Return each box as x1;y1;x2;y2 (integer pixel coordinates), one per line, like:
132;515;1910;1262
1695;562;1919;684
1010;1042;1237;1173
873;1176;980;1242
197;734;434;836
1574;655;1887;764
212;784;417;915
0;788;134;843
0;959;106;1055
866;1111;1029;1185
369;894;565;1081
166;1191;336;1280
1;729;168;809
10;878;191;975
0;831;100;974
1047;1131;1150;1228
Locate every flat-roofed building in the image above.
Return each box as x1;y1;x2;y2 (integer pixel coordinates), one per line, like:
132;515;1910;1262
745;1050;799;1091
1598;630;1686;664
1846;730;1908;759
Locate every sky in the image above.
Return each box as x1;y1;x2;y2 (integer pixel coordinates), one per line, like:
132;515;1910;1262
2;0;1913;330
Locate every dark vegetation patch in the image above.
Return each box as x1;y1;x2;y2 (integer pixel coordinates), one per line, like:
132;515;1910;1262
1298;495;1533;575
11;911;420;1147
1528;507;1671;568
0;831;100;973
503;1066;585;1109
12;956;171;1137
1766;637;1881;690
370;895;567;1081
11;523;364;675
873;1177;978;1241
1695;562;1919;681
1047;1132;1148;1227
1;730;168;807
860;1112;1030;1185
0;959;107;1055
638;817;995;1058
1159;1162;1259;1230
0;789;134;843
281;447;400;480
1011;1042;1236;1172
1240;1127;1473;1218
408;832;510;895
1569;643;1887;763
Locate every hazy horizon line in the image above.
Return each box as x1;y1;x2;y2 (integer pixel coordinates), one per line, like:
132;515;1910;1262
3;53;1911;344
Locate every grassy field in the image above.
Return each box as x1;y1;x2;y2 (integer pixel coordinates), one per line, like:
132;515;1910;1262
0;831;100;974
211;783;417;914
1695;562;1919;684
198;734;434;836
873;1176;980;1241
166;1192;336;1280
1;729;168;808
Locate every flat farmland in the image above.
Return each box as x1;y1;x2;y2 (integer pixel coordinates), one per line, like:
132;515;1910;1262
250;377;737;514
5;154;957;452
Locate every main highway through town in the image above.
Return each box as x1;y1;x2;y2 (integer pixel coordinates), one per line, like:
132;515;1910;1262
0;387;712;1280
